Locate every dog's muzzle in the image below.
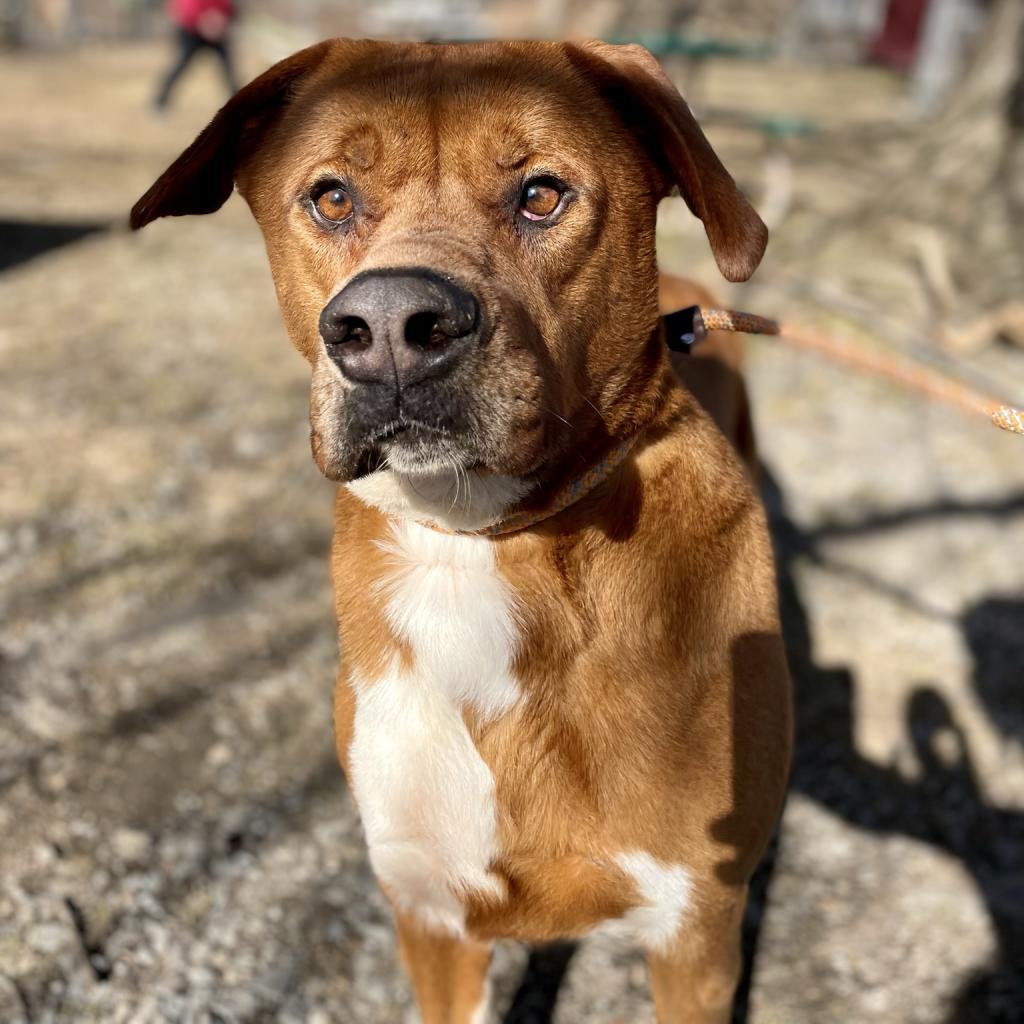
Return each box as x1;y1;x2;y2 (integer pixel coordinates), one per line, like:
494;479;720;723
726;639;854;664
318;267;488;472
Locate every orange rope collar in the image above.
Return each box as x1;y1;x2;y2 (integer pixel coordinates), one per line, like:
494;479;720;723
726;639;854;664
421;435;638;537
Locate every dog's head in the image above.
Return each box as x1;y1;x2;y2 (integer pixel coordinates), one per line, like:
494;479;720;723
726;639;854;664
132;39;765;526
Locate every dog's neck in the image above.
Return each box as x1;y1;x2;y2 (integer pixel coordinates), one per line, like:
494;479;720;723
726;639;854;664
345;468;533;533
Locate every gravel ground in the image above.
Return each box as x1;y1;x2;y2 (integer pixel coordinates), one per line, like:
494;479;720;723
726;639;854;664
1;42;1022;1024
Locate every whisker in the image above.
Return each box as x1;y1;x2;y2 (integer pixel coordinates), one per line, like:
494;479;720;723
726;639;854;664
462;463;473;516
556;375;603;419
448;456;463;514
541;405;575;430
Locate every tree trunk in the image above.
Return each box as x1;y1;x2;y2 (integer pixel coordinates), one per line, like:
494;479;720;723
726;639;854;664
778;0;1024;349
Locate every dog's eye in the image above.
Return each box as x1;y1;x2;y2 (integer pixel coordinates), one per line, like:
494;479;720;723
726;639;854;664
312;183;354;225
519;178;566;222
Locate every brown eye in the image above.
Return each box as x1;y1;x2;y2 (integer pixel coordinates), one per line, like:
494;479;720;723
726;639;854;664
519;179;565;221
313;185;353;224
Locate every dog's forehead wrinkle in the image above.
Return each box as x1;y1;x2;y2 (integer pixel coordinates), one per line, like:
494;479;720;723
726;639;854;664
279;67;613;204
340;122;381;171
295;43;603;140
495;150;531;170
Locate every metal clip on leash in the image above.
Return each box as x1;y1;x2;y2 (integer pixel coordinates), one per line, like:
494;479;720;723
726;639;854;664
664;305;1023;438
665;306;783;353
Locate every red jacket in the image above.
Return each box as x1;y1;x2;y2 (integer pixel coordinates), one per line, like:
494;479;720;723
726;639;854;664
168;0;234;33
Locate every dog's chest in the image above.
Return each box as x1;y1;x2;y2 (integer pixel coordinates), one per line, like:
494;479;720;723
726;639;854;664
347;521;520;935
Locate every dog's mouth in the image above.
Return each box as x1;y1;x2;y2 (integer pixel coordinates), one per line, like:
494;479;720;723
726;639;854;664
353;450;388;480
351;417;473;480
366;418;419;444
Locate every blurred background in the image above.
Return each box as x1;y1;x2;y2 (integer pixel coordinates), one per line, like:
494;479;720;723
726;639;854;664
1;1;1023;1021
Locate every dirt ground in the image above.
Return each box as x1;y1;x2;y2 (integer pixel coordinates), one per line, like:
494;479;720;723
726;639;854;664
1;40;1023;1024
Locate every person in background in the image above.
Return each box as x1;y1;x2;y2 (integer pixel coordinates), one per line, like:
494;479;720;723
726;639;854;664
154;0;238;111
871;0;931;70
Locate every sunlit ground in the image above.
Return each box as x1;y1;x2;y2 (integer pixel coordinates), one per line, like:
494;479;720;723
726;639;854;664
1;37;1022;1023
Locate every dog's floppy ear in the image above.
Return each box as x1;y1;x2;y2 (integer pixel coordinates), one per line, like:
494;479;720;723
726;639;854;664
568;40;767;283
130;41;332;230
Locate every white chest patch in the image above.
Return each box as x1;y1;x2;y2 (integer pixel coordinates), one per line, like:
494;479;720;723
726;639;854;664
612;851;693;952
348;520;520;935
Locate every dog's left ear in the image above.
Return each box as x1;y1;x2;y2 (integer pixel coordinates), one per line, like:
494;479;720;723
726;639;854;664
130;40;332;230
568;40;767;283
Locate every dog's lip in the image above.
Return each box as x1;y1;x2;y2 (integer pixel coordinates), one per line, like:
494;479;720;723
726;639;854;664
348;418;453;480
366;421;409;444
365;417;446;444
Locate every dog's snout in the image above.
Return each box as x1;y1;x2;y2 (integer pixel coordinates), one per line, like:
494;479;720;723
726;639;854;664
320;269;481;385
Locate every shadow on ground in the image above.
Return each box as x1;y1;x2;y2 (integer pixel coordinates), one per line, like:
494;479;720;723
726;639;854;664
0;217;108;272
762;468;1024;1024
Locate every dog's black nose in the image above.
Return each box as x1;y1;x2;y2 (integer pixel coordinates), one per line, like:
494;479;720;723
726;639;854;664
320;269;481;386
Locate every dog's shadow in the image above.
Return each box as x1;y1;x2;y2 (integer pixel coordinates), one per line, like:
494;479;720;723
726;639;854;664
501;941;579;1024
761;468;1024;1024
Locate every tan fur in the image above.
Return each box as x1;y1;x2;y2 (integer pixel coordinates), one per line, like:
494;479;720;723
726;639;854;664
394;913;492;1024
133;38;792;1024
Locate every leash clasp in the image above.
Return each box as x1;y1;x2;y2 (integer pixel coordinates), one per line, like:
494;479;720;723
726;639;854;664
663;305;707;354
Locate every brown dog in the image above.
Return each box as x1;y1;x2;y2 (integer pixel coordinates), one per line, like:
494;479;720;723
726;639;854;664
133;38;791;1024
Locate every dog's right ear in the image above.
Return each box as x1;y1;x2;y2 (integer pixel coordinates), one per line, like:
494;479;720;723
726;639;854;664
130;41;332;230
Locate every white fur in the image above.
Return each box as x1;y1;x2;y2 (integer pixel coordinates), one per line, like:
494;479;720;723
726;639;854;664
375;522;522;716
613;851;693;952
348;520;521;935
468;978;492;1024
347;468;530;532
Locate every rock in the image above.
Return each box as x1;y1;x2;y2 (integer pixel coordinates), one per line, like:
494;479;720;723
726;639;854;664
110;829;153;867
27;923;72;957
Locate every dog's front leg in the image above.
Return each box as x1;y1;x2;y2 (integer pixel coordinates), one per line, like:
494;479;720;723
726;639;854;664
394;911;492;1024
646;884;747;1024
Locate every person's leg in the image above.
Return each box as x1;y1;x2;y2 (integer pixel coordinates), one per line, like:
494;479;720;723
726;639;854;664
210;36;240;96
155;27;202;110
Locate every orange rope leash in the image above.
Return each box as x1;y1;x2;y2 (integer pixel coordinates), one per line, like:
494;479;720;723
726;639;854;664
702;309;781;337
699;308;1024;438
